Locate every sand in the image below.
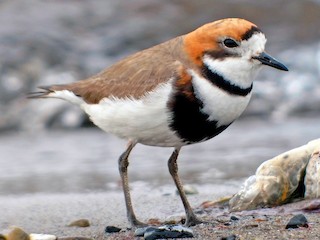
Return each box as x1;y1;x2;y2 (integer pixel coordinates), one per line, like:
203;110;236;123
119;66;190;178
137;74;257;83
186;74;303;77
1;190;320;240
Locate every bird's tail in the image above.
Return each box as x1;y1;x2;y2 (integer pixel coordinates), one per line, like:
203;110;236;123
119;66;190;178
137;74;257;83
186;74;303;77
28;86;56;99
28;84;84;105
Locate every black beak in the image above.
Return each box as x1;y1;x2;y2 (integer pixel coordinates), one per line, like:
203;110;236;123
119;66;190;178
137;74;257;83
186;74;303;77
253;52;288;71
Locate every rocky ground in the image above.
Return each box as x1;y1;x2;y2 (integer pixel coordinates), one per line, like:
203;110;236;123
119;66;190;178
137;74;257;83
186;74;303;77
1;192;320;240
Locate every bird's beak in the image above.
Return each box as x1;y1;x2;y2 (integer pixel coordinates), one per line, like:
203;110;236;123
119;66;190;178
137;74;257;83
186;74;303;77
253;52;288;71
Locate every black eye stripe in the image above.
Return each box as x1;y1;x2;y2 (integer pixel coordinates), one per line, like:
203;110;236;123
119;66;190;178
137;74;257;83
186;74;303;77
223;38;238;48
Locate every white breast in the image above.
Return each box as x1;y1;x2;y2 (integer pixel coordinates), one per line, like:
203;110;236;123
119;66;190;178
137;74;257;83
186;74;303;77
190;69;252;127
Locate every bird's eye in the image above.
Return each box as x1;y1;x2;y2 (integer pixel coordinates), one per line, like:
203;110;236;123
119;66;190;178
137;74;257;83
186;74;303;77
223;38;239;48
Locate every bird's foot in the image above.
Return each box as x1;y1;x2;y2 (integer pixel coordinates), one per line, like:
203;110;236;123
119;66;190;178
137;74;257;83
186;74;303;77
129;218;148;228
184;213;208;227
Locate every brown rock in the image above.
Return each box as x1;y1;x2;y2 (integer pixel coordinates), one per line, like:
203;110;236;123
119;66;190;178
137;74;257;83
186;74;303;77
67;219;90;228
1;227;30;240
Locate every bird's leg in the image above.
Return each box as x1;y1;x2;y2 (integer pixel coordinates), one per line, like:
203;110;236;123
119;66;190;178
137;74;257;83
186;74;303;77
118;141;146;227
168;148;203;227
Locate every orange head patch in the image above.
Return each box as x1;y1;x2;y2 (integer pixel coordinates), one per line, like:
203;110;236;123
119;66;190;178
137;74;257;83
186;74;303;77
183;18;261;66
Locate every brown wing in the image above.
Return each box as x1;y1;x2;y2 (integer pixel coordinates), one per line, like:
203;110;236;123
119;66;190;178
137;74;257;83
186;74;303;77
46;36;193;104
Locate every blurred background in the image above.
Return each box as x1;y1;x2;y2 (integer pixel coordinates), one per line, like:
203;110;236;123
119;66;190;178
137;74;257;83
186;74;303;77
0;0;319;195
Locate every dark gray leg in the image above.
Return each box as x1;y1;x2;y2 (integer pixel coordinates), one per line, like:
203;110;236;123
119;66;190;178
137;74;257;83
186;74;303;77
118;141;146;227
168;148;203;226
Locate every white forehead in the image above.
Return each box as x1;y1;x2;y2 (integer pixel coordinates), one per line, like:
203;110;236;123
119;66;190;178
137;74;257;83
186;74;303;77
240;32;267;56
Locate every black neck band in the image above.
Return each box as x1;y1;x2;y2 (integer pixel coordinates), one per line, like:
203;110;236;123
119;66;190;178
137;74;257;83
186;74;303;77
202;65;252;96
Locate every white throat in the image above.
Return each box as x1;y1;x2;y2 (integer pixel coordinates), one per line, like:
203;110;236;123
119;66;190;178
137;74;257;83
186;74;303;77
203;55;259;89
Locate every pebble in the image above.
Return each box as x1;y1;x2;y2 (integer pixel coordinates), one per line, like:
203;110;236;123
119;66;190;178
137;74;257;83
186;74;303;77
57;238;93;240
301;199;320;211
230;216;239;221
0;227;30;240
0;227;57;240
104;226;122;233
30;234;56;240
220;235;237;240
176;185;198;195
285;214;309;229
147;218;162;225
67;219;90;228
135;225;193;240
134;227;158;237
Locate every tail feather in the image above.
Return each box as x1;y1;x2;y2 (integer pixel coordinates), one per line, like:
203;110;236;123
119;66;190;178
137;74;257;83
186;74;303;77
28;86;54;99
28;84;84;105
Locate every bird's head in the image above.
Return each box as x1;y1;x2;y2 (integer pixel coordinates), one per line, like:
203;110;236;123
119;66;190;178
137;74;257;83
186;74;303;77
183;18;288;87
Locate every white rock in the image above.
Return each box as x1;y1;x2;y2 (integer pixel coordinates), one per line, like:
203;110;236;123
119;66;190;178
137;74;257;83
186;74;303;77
229;138;320;211
304;148;320;198
29;234;57;240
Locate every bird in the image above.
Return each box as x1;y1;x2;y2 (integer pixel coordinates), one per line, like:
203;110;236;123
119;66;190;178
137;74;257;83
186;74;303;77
29;18;288;227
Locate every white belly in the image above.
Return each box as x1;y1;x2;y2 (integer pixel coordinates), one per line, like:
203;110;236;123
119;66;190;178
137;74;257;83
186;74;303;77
81;82;183;147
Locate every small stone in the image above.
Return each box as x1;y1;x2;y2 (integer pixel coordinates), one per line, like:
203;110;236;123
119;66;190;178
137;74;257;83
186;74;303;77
143;225;193;240
2;227;30;240
221;235;237;240
201;197;231;209
230;216;239;221
163;219;178;225
176;185;198;195
285;214;308;229
0;227;57;240
105;226;122;233
57;238;93;240
134;227;157;237
30;234;56;240
302;199;320;211
147;218;162;225
67;219;90;228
